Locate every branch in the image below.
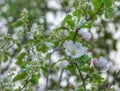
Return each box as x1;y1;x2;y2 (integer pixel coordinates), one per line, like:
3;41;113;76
73;28;80;42
72;3;103;42
56;68;64;91
74;61;86;91
86;3;103;21
45;42;63;91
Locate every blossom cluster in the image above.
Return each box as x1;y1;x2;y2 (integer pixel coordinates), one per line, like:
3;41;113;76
56;28;109;72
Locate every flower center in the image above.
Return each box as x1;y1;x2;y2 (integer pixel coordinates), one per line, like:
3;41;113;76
71;50;76;55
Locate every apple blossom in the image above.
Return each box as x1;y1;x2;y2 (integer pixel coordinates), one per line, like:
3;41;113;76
78;29;91;41
56;61;69;68
63;40;87;58
82;32;91;41
93;57;109;71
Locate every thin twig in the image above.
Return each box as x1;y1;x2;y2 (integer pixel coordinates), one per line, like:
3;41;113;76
56;68;64;91
45;42;63;91
20;77;30;91
74;61;86;91
73;27;80;42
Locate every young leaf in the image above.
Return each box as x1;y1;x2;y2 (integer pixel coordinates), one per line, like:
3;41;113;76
103;0;112;8
62;14;72;26
92;0;102;11
13;71;28;82
77;54;91;66
16;52;26;65
30;74;40;86
73;10;81;21
11;20;23;27
67;19;75;28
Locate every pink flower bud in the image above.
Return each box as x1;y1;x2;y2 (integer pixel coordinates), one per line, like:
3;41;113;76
93;58;98;64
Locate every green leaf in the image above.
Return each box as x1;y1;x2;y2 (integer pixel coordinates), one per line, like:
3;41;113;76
81;21;92;28
12;20;23;27
0;50;4;63
30;74;40;86
66;64;76;75
16;52;26;65
73;10;81;16
67;19;75;28
13;71;28;82
62;14;72;26
14;89;20;91
81;65;92;73
41;66;48;76
17;43;22;53
105;11;112;19
77;54;91;66
103;0;112;8
73;10;81;21
3;51;9;62
92;0;102;11
77;86;84;91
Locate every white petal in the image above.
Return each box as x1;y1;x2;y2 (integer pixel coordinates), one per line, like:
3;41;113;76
98;57;108;68
100;64;109;72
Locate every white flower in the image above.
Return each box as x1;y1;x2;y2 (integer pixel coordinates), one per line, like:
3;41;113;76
93;57;109;72
78;29;91;41
98;57;109;70
82;32;91;41
56;61;69;68
63;40;87;58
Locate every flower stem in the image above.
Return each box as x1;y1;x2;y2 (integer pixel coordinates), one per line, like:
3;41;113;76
20;77;30;91
74;61;86;91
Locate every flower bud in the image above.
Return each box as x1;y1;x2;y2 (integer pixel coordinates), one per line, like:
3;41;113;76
93;58;98;64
